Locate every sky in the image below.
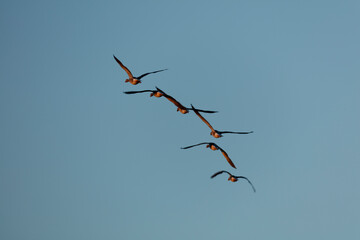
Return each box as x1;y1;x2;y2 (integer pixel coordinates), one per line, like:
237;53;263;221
1;0;360;239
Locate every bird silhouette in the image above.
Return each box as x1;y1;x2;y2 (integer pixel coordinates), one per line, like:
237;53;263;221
113;55;167;85
156;87;217;114
181;142;236;169
191;104;253;138
211;170;256;192
123;89;164;97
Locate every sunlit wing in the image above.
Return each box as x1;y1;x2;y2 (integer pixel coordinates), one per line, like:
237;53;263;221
156;87;187;110
191;104;215;131
164;94;186;108
218;146;236;169
113;55;133;78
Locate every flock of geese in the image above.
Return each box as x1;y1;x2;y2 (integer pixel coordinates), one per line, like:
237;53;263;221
114;55;256;193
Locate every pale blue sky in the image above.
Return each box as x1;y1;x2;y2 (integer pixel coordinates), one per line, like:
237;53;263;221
1;0;360;239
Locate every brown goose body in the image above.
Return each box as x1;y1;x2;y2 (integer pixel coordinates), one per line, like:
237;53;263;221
124;89;164;98
113;55;167;85
211;170;256;192
190;104;253;138
181;142;236;169
155;87;218;114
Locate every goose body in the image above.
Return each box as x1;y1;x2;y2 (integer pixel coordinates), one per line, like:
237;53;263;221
211;170;256;192
155;87;218;114
191;104;253;138
113;55;167;85
181;142;236;169
123;89;164;98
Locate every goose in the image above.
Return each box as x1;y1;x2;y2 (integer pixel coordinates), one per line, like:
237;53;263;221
123;89;164;98
156;87;217;114
211;170;256;192
191;104;253;138
113;55;167;85
181;142;236;169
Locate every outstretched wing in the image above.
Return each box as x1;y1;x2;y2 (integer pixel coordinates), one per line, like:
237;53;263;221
181;142;209;149
113;55;133;78
235;176;256;192
219;131;254;135
210;170;231;179
164;94;186;109
217;146;237;169
137;69;168;80
187;108;218;114
191;104;215;131
155;87;166;94
123;90;154;94
156;87;187;109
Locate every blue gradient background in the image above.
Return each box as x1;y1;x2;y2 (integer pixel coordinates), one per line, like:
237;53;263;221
1;0;360;239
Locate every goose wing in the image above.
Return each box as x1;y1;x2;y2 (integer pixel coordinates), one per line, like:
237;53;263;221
123;90;154;94
155;87;166;94
137;69;168;80
113;55;133;78
217;146;237;169
187;108;218;114
191;104;215;131
156;87;187;109
210;170;231;179
235;176;256;192
181;142;209;149
164;94;186;109
219;131;254;135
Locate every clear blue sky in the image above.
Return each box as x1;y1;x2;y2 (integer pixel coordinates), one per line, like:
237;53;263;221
1;0;360;239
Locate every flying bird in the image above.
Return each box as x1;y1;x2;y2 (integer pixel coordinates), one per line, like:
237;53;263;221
211;170;256;192
123;89;164;98
156;87;217;114
191;104;253;138
181;142;237;169
113;55;167;85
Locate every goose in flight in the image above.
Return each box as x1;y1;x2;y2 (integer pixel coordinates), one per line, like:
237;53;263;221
181;142;236;169
156;87;217;114
191;104;253;138
211;170;256;192
123;89;164;98
113;55;167;85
